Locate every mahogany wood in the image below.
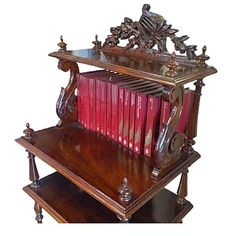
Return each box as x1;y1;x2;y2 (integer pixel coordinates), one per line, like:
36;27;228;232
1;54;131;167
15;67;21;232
56;59;79;126
49;49;216;87
15;123;200;218
16;3;217;223
23;172;193;223
183;79;205;154
177;169;189;204
34;202;43;223
152;85;184;177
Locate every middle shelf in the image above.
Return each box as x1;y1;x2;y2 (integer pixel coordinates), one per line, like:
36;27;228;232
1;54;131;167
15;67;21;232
16;123;200;217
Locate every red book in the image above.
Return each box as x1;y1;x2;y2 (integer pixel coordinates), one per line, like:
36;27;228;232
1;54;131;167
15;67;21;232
122;88;131;147
95;78;101;132
106;81;112;137
133;87;163;155
95;72;136;135
117;80;152;144
111;79;137;141
176;90;194;133
78;70;112;128
83;76;90;129
88;77;96;131
159;100;171;134
144;93;162;157
78;74;86;126
100;80;107;135
128;84;163;151
122;82;161;148
106;75;137;138
76;73;82;123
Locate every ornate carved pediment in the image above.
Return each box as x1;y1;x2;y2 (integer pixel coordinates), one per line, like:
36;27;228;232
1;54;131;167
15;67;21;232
103;4;197;60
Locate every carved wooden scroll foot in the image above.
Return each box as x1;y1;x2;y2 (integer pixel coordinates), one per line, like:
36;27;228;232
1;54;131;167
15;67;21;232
34;202;43;223
56;60;79;126
152;86;184;178
177;169;189;205
116;214;130;223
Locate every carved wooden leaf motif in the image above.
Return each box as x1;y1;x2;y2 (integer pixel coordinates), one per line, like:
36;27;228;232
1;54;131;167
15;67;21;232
103;4;197;60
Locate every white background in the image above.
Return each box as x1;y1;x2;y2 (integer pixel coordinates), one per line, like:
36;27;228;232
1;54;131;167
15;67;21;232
0;0;235;235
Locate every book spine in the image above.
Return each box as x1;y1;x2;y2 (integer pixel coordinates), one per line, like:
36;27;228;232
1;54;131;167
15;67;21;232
89;78;96;131
106;82;112;138
76;73;81;123
176;91;194;133
84;77;90;129
144;95;161;157
123;88;131;147
128;90;136;150
134;93;148;155
111;83;119;141
100;80;107;135
80;75;85;126
159;100;171;134
118;87;125;143
95;79;101;132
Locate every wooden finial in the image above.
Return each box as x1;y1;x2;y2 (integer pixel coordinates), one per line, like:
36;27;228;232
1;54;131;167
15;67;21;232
166;52;179;77
92;34;102;52
118;177;132;202
196;45;210;68
23;123;34;140
57;35;67;52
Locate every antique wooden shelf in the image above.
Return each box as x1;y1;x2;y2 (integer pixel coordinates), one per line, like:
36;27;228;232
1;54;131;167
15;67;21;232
23;172;193;223
49;49;216;86
16;123;199;218
16;4;217;223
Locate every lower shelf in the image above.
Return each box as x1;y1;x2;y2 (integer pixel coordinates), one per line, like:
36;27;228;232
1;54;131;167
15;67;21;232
23;172;193;223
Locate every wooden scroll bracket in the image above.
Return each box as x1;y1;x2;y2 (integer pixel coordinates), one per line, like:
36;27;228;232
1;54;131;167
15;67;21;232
56;59;79;126
152;86;184;178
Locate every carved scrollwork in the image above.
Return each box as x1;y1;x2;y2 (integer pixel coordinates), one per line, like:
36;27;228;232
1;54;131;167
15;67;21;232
152;86;184;178
103;4;197;60
56;60;79;126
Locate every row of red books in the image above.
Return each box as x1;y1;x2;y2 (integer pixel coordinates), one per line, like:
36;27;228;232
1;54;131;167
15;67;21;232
76;70;194;157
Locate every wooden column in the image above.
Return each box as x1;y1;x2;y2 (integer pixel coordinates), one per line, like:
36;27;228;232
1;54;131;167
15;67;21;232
27;151;39;188
34;202;43;223
177;169;189;204
183;79;205;155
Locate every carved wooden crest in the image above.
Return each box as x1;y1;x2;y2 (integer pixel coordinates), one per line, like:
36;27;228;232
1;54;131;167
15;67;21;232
103;4;197;60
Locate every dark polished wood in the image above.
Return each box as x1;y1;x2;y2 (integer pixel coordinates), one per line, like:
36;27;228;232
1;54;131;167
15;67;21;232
23;172;193;223
27;151;39;188
17;3;217;223
34;202;43;223
49;49;216;87
183;78;205;155
152;85;184;177
56;59;79;126
16;123;199;218
177;169;189;204
103;4;197;60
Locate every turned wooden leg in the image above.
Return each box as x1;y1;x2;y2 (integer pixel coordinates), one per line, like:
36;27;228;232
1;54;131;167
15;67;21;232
183;79;205;155
177;169;188;204
27;151;39;188
34;202;43;223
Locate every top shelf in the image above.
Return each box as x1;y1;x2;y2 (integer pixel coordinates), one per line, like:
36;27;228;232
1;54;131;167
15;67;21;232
49;49;216;86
